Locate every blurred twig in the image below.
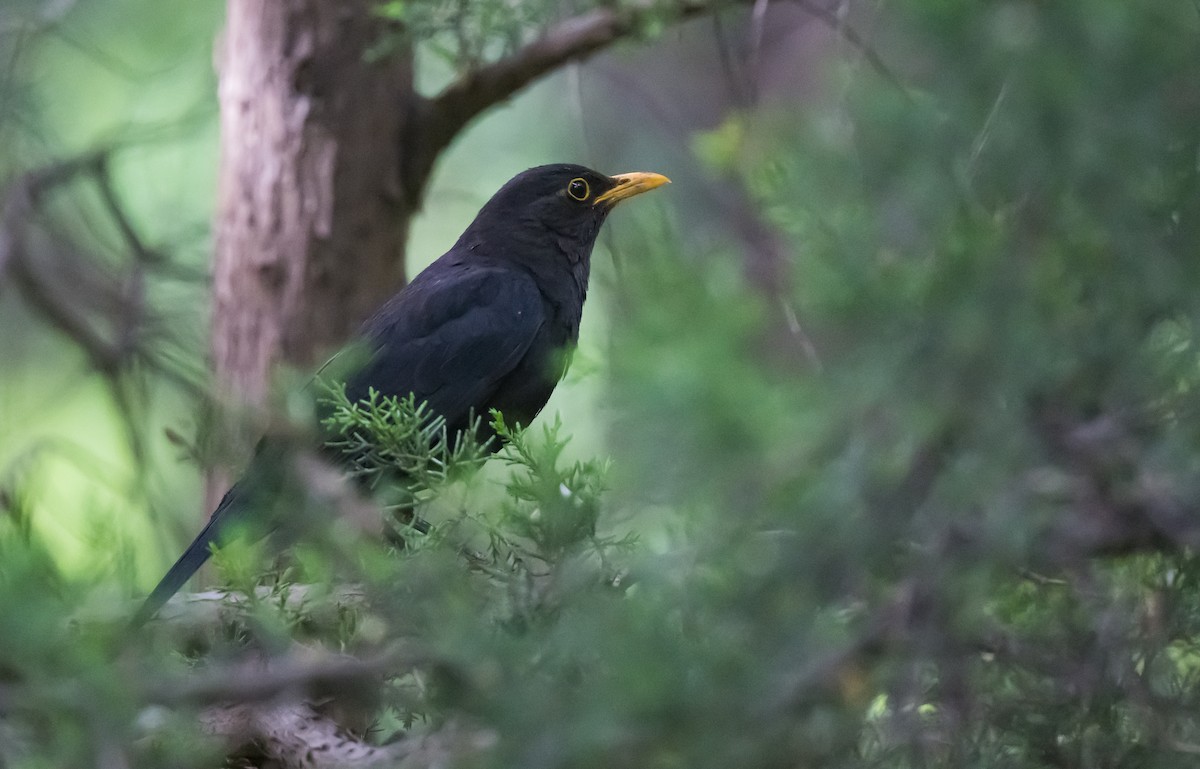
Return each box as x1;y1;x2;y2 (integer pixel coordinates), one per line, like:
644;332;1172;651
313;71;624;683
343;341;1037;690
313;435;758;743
141;643;429;707
0;147;205;465
0;150;120;371
793;0;909;95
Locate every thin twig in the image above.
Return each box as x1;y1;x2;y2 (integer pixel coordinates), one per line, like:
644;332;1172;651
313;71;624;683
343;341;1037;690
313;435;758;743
967;74;1012;178
793;0;909;94
748;0;770;99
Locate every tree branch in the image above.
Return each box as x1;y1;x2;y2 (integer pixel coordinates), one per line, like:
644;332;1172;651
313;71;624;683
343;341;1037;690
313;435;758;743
200;702;402;769
1028;410;1200;562
200;703;486;769
408;0;907;202
408;0;721;196
0;150;121;372
430;2;698;120
141;642;426;708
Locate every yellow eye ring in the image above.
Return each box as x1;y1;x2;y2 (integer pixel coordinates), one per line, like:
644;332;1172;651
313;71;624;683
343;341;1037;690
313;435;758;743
566;177;590;201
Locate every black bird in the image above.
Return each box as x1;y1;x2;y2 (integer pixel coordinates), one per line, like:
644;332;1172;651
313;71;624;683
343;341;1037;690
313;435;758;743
134;164;670;625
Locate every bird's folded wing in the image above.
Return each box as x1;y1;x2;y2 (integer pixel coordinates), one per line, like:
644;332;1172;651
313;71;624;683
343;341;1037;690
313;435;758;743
343;268;546;426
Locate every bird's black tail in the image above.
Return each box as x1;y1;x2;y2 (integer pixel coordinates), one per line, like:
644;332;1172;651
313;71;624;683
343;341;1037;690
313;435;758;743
130;487;242;628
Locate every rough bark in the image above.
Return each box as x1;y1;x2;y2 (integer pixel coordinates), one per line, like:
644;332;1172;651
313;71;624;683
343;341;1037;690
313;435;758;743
212;0;415;410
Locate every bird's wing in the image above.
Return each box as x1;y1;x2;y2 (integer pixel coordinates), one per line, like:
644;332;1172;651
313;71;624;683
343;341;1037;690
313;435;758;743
344;265;546;428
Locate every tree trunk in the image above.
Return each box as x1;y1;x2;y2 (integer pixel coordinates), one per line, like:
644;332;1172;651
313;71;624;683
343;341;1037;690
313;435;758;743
213;0;416;410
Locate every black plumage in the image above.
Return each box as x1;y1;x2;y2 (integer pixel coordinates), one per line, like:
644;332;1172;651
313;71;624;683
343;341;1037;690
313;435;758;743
133;164;669;625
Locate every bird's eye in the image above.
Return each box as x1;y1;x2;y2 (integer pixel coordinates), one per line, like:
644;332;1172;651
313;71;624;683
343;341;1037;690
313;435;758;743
566;177;590;201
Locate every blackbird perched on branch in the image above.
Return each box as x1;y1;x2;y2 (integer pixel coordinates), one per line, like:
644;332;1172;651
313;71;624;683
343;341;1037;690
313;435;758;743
133;164;670;626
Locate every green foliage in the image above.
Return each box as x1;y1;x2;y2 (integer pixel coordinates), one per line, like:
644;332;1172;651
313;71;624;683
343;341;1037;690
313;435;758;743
490;412;616;561
319;390;632;624
319;381;493;507
606;2;1200;766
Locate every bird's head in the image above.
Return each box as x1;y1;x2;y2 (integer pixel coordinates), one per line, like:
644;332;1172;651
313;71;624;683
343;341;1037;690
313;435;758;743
457;164;670;266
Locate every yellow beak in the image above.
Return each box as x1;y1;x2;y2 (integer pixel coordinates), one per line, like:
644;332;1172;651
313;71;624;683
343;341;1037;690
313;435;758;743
594;171;671;207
